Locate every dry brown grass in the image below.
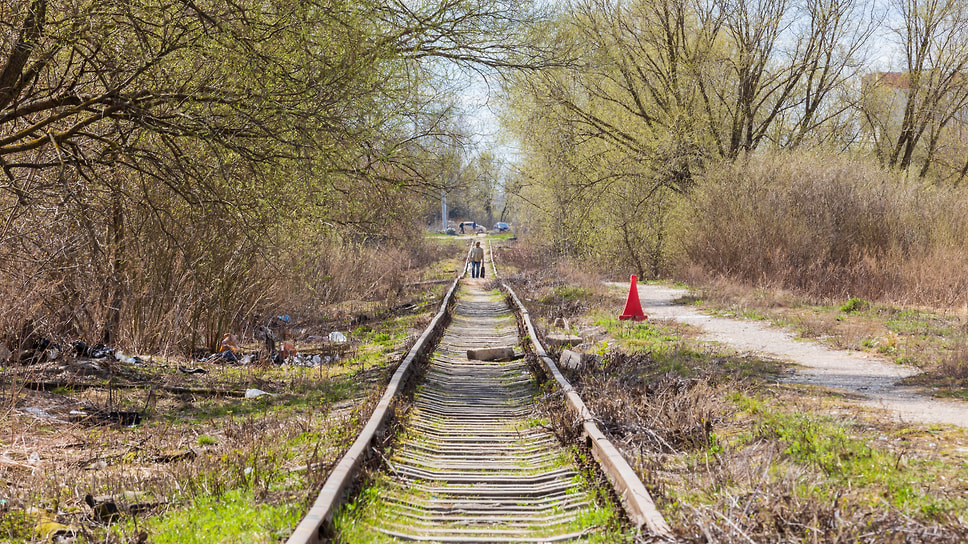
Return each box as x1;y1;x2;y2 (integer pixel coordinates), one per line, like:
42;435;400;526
559;353;728;454
505;257;968;542
936;342;968;382
0;214;450;362
554;348;968;543
679;151;968;310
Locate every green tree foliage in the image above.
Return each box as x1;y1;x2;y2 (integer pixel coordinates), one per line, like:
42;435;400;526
0;0;547;351
501;0;876;274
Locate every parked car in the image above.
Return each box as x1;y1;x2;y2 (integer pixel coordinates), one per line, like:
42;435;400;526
493;222;510;232
458;221;484;234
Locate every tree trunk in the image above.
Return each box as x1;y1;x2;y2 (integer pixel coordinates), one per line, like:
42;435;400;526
101;186;125;346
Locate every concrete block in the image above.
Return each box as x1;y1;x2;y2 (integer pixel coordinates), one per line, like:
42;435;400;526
560;349;582;370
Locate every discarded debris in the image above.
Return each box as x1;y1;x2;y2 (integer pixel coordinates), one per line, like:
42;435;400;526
177;365;207;375
244;388;276;399
114;352;139;365
279;341;297;359
23;407;58;420
545;334;582;347
84;494;120;524
220;333;240;354
329;331;347;343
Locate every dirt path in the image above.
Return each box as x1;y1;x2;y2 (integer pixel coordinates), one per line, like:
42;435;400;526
632;283;968;428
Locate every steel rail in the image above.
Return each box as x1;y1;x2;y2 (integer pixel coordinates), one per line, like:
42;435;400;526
493;240;674;540
285;256;466;544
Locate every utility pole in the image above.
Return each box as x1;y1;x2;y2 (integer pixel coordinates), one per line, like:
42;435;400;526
441;191;447;232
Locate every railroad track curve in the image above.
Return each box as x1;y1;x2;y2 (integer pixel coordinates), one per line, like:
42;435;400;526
287;239;673;543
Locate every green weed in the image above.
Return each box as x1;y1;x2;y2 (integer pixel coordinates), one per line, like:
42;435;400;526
143;488;301;544
840;298;870;313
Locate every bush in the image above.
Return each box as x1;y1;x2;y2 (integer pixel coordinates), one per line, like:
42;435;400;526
678;151;968;308
840;298;870;313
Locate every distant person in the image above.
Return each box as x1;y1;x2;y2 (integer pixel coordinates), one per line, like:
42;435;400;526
459;222;465;234
468;241;484;278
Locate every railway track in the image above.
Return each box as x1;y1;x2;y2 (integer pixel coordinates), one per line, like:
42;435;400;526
287;241;672;543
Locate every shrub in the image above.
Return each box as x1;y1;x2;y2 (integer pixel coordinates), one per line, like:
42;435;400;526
840;298;870;313
678;151;968;309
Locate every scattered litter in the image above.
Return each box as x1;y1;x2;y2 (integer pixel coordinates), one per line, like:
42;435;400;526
277;315;291;323
28;452;40;464
85;494;121;523
114;352;136;364
220;333;240;354
329;331;347;343
244;388;276;399
244;467;253;476
177;365;207;375
90;345;114;359
24;407;56;420
218;350;238;363
279;341;297;359
238;353;255;365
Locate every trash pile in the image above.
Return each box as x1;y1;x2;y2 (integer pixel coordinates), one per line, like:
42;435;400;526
196;321;350;368
0;314;352;371
0;336;147;367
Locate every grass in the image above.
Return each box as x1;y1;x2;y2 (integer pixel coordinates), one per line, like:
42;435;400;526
138;488;302;544
593;315;687;357
497;257;968;541
0;290;443;543
336;453;633;544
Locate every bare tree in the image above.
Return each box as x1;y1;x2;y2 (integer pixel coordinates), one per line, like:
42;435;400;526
883;0;968;175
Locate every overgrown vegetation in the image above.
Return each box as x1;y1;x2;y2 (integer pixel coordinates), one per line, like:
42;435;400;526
501;251;968;543
0;0;539;358
0;259;454;543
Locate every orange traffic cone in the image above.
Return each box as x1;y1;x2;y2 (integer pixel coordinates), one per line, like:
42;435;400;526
619;274;647;321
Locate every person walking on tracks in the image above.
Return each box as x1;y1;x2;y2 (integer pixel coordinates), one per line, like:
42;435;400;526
468;241;485;279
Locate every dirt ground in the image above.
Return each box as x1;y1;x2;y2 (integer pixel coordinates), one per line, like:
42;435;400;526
633;283;968;428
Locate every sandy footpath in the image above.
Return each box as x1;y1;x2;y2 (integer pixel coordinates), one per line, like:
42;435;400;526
630;283;968;428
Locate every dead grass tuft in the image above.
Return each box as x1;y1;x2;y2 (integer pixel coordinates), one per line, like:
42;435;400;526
675;484;968;543
936;342;968;382
559;352;730;454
